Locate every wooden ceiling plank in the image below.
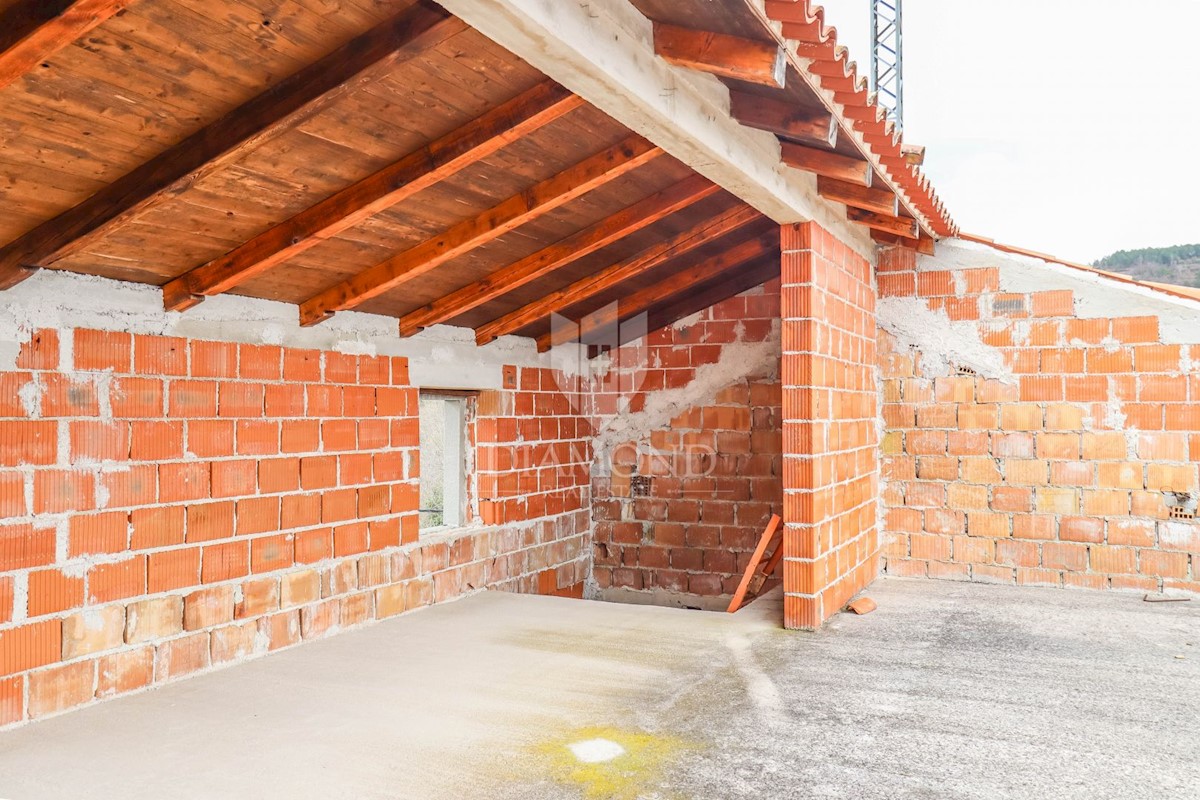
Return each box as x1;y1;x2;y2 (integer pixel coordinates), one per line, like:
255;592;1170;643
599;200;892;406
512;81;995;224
397;173;720;337
296;135;664;326
0;0;135;92
0;2;465;290
162;81;582;311
475;203;764;345
847;207;919;239
816;175;899;216
728;90;836;148
780;142;871;187
536;231;779;351
652;22;786;88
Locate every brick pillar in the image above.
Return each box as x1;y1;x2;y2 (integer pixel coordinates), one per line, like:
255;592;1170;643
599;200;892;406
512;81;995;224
780;222;881;630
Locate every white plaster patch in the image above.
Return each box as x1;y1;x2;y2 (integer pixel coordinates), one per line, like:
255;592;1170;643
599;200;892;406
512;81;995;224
923;240;1200;344
877;297;1011;382
590;321;781;469
567;738;626;764
0;270;568;389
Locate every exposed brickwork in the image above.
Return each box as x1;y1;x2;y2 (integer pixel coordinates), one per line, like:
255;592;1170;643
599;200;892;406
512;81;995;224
591;283;783;598
781;223;880;630
879;247;1200;593
0;331;589;728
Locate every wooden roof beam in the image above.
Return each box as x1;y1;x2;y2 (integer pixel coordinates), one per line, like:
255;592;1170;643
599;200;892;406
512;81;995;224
780;142;871;187
475;203;763;345
0;0;134;92
297;136;664;326
537;231;779;351
816;176;899;216
652;22;786;88
0;2;465;291
397;174;720;337
163;81;583;311
846;208;919;239
871;229;936;256
728;91;836;148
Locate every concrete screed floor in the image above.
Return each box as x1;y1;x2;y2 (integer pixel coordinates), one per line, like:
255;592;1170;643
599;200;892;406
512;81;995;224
1;577;1197;799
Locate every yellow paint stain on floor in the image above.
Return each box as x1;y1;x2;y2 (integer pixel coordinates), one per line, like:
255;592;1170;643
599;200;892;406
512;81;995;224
535;726;690;800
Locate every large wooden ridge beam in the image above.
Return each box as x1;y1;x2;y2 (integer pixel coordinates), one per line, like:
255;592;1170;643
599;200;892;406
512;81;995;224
475;203;763;345
397;174;720;337
162;81;582;311
0;0;134;92
297;136;664;326
0;1;465;290
652;22;786;88
780;142;871;187
537;231;779;351
728;91;836;148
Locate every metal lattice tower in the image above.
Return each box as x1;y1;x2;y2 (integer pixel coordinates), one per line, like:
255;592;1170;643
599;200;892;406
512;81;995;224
870;0;904;130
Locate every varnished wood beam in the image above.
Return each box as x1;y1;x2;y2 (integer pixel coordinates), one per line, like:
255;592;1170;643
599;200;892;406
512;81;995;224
846;207;919;238
816;176;899;216
163;81;583;311
0;2;465;291
475;203;763;345
780;142;871;187
397;174;720;337
297;136;664;326
652;22;786;88
728;91;836;147
537;231;778;351
871;229;936;256
0;0;134;91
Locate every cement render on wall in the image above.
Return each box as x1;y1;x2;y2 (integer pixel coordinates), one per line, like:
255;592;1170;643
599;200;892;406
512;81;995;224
0;270;575;389
925;240;1200;344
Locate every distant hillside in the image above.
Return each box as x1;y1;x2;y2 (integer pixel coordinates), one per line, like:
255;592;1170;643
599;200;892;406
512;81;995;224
1093;244;1200;289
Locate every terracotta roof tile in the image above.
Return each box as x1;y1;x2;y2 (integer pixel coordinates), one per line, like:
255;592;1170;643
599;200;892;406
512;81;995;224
764;1;958;237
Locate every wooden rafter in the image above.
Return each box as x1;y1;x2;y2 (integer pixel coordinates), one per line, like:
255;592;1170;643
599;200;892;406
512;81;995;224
871;229;936;256
297;136;664;326
780;142;871;187
652;22;786;88
0;0;134;92
397;174;720;337
475;203;763;345
728;91;836;148
0;2;465;289
846;207;918;238
162;81;583;311
816;176;898;216
537;231;778;351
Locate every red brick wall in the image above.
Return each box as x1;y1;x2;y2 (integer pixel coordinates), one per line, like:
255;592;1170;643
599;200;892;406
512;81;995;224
0;330;589;727
879;247;1200;593
476;366;593;594
591;283;782;599
781;222;880;630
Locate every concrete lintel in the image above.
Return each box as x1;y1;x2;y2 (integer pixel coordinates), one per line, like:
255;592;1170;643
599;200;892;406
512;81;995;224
437;0;874;259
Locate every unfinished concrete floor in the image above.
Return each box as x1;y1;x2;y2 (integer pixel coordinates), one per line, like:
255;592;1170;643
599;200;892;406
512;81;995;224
1;578;1197;799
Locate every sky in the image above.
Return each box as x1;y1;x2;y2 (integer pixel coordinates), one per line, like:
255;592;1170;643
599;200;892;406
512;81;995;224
818;0;1200;264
